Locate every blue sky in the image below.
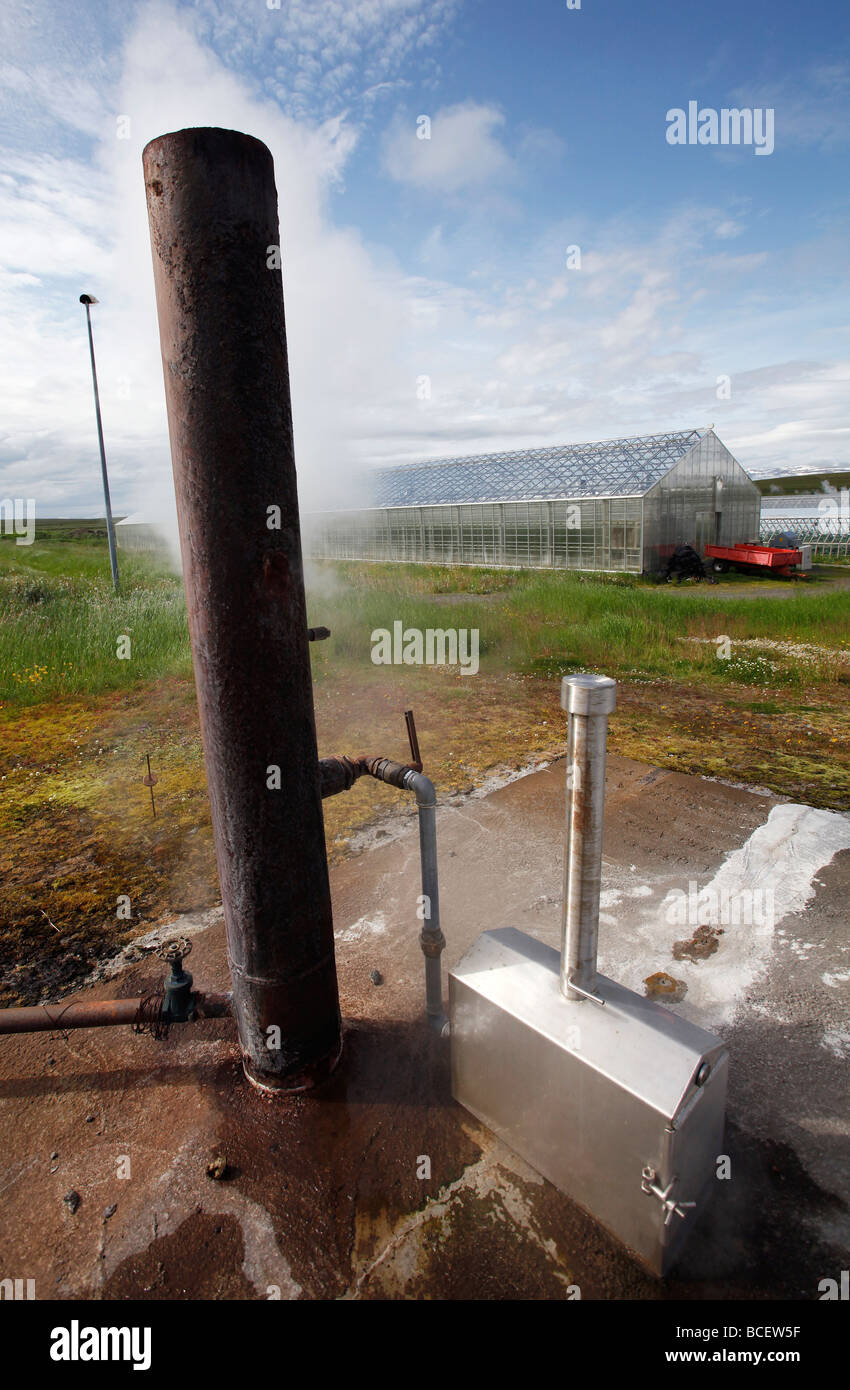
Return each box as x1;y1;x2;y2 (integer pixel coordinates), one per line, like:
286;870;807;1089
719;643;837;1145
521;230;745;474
1;0;849;517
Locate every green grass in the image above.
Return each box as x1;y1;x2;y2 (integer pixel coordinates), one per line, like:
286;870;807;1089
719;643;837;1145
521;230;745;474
0;535;128;583
505;573;850;676
3;542;850;709
308;560;850;693
0;542;191;705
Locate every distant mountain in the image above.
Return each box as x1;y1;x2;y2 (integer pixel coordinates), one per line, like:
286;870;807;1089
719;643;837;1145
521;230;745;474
754;471;850;497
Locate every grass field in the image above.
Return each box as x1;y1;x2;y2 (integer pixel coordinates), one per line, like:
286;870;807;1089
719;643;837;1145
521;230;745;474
317;559;850;687
4;539;850;706
2;532;849;1005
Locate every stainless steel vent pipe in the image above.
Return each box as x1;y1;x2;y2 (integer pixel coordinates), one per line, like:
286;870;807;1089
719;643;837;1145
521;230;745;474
451;671;728;1276
560;674;617;1002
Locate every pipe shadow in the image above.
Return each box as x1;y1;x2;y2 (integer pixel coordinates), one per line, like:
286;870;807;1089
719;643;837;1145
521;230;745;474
0;1015;452;1110
0;1021;235;1100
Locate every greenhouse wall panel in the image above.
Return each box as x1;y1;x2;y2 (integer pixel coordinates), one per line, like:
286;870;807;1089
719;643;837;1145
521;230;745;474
305;430;758;575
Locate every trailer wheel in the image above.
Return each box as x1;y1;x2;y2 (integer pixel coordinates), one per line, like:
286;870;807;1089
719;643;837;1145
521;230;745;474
712;559;729;574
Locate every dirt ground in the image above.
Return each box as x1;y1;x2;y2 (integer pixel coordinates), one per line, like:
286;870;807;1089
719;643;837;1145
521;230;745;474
0;753;847;1300
2;666;849;1010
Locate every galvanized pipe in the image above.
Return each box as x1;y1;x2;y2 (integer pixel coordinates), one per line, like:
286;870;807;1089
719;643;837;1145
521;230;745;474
0;993;232;1034
318;755;447;1030
560;674;617;1001
143;128;342;1092
404;771;448;1033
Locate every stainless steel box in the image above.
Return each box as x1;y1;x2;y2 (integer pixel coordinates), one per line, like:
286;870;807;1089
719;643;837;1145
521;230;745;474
450;927;728;1276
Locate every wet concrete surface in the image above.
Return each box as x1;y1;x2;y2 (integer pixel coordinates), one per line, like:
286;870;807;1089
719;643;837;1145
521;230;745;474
1;753;848;1300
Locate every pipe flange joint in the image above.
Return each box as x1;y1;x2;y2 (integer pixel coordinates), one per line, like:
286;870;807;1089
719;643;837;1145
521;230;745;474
561;673;617;717
419;930;446;958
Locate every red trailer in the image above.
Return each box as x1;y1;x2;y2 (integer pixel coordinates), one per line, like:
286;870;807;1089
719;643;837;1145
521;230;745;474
704;542;803;577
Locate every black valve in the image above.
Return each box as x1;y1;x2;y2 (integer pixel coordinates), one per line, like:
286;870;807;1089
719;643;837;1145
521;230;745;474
156;937;196;1023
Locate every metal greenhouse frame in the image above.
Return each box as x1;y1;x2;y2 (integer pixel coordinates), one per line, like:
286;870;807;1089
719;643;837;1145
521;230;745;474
306;428;761;575
759;516;850;558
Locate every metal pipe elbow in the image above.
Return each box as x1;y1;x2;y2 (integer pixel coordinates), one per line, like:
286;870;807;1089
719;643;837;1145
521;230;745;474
403;770;436;807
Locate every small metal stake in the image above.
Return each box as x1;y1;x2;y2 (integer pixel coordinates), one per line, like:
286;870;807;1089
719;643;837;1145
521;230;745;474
142;753;158;819
404;709;422;772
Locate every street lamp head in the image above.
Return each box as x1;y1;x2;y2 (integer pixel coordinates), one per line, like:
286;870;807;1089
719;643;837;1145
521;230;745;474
79;294;99;305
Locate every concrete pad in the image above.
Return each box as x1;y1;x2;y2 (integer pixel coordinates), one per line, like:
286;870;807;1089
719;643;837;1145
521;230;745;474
1;754;848;1299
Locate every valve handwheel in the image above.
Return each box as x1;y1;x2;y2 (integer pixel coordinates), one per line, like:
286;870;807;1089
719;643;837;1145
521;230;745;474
157;936;193;968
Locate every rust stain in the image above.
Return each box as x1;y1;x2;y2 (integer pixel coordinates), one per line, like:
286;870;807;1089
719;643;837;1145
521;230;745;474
644;970;688;1002
672;924;724;963
262;550;291;597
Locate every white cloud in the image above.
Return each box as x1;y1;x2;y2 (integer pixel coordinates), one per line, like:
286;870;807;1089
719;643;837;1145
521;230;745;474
732;62;850;150
202;0;460;121
0;153;111;277
1;2;848;523
382;101;515;194
516;125;566;164
0;2;418;520
598;277;678;351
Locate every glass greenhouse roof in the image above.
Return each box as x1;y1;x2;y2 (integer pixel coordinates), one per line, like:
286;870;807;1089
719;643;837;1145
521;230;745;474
368;429;705;507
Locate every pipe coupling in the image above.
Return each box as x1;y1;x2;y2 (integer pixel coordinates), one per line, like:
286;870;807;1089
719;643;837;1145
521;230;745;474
419;929;446;958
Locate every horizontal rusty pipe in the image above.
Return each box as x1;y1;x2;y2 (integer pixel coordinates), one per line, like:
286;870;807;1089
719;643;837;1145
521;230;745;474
144;127;341;1093
319;755;416;799
319;755;367;798
0;993;232;1035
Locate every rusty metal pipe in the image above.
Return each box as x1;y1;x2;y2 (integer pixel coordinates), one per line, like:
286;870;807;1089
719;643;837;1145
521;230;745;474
319;755;367;798
0;993;232;1035
143;128;342;1092
319;754;415;799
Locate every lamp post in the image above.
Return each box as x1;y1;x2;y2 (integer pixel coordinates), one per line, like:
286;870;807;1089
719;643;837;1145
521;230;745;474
80;294;120;592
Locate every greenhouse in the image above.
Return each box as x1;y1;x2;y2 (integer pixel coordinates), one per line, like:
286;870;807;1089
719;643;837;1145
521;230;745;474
306;428;760;575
